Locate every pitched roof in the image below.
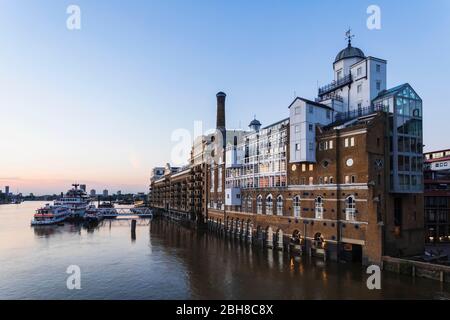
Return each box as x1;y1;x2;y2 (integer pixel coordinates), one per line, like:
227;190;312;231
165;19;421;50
374;83;421;101
288;97;333;111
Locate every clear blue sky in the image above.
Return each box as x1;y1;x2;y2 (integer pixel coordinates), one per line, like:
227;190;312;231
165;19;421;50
0;0;449;194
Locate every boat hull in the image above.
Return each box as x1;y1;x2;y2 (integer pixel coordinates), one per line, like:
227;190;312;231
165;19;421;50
31;215;67;226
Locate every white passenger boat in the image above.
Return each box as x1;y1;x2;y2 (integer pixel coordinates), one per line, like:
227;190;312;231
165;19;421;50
54;184;90;218
31;204;70;226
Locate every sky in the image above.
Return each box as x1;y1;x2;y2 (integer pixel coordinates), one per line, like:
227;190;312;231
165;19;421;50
0;0;449;195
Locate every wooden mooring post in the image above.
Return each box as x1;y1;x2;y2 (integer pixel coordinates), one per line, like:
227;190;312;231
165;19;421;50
131;219;137;240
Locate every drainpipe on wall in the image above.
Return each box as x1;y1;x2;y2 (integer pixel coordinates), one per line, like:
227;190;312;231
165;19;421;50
336;128;342;262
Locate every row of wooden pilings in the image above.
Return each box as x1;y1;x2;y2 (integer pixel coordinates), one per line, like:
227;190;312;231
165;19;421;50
205;217;287;252
154;209;320;258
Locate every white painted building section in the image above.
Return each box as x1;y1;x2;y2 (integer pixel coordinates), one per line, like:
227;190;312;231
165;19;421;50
289;98;333;163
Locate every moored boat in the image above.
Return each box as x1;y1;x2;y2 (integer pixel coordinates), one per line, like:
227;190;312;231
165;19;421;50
54;184;90;219
84;205;104;222
31;204;70;226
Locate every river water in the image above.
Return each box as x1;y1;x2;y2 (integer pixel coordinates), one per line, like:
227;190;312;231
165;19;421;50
0;201;449;300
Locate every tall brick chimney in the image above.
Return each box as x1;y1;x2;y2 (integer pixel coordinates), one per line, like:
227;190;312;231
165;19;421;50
216;92;226;131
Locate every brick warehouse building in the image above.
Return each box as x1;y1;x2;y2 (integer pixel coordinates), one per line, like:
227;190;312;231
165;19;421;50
149;38;425;265
424;150;450;244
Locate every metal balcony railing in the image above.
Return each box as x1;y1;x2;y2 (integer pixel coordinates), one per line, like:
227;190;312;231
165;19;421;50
318;74;352;96
334;104;387;123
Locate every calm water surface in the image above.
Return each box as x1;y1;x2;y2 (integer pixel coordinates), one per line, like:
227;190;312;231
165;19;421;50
0;201;449;300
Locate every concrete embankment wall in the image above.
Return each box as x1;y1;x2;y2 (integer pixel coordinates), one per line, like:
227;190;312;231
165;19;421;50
382;256;450;283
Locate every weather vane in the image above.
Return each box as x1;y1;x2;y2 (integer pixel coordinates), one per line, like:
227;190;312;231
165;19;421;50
345;28;355;45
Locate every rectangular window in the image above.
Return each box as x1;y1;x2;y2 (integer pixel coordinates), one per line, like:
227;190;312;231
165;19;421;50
295;107;301;114
344;138;349;147
376;81;381;91
357;67;362;76
345;175;350;184
376;64;381;72
351;175;356;183
295;144;300;151
350;137;355;147
309;164;314;171
329;140;333;149
357;84;362;93
309;106;313;114
301;164;306;172
337;70;342;80
326;110;331;119
309;142;314;151
295;125;300;133
309;177;314;185
319;142;324;151
309;124;313;132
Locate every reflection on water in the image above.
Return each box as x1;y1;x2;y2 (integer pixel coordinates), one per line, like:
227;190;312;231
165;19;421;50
0;201;449;300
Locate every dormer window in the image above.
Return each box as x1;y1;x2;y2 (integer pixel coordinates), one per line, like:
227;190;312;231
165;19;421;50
337;70;343;80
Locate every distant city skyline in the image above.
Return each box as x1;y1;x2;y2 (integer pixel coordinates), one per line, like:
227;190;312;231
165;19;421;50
1;0;449;194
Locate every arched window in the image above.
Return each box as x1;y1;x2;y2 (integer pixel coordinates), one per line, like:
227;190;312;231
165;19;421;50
276;195;283;216
293;195;301;218
315;197;324;219
314;232;324;248
247;196;253;213
256;195;263;214
346;196;356;221
266;194;273;215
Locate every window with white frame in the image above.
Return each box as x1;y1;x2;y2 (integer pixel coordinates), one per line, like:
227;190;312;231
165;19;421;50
210;167;215;191
276;195;283;216
315;197;324;219
346;196;356;221
247;197;253;213
293;195;301;218
266;195;273;215
256;195;262;214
